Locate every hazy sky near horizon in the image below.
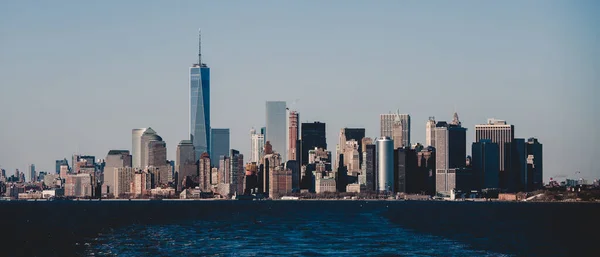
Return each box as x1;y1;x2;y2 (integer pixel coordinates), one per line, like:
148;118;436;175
1;1;598;182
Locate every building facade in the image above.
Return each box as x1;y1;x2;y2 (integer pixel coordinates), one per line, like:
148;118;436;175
475;119;514;188
131;128;147;168
250;129;265;163
288;110;299;161
190;33;211;161
210;128;230;168
380;112;410;147
266;101;287;162
376;137;394;193
301;122;327;165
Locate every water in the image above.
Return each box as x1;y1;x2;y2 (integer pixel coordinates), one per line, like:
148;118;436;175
2;200;597;256
84;203;509;256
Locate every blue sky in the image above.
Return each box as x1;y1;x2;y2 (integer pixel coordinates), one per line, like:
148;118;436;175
0;0;598;182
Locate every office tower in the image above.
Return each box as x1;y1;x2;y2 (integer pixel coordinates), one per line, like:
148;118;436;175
426;117;436;148
131;128;147;168
475;118;514;188
343;140;360;173
244;162;259;195
262;153;282;195
285;160;300;192
140;127;160;168
176;140;197;191
210;128;230;168
526;138;543;190
418;147;436;195
230;149;244;195
361;137;373;153
219;156;231;184
505;138;527;192
28;164;36;182
190;31;211;160
55;159;69;175
380;111;411;147
261;127;267;145
132;171;152;197
113;167;134;198
434;116;467;194
362;144;377;191
266;101;287;161
103;150;132;196
197;153;211;191
250;128;265;163
288;110;299;161
376;137;394;193
300;122;327;165
472;140;500;189
394;147;418;193
147;140;167;167
64;173;93;197
343;128;366;164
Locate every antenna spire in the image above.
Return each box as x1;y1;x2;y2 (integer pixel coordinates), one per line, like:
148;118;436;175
198;29;202;65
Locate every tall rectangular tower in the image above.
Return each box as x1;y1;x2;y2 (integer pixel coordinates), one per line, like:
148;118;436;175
288;110;299;161
301;122;327;165
210;128;230;168
380;112;410;147
250;128;265;163
190;31;211;161
475;119;514;188
266;101;287;161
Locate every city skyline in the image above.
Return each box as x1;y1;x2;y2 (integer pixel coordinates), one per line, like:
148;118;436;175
0;1;598;182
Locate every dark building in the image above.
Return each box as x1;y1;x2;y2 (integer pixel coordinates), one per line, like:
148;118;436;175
301;122;327;165
417;147;436;195
393;147;418;193
454;167;476;192
472;140;500;189
505;138;527;192
364;144;377;192
336;153;347;192
343;128;366;164
285;160;300;192
526;138;543;190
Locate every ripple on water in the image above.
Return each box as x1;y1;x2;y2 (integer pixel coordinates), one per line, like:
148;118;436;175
84;211;512;257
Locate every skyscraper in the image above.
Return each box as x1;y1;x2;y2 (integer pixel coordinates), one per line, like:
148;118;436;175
190;30;211;161
176;140;196;191
265;101;287;160
250;128;265;163
434;115;467;194
526;138;543;190
475;118;514;188
210;128;230;168
472;140;500;189
425;117;436;148
28;164;36;182
301;122;327;165
376;137;394;193
131;128;147;168
103;150;132;196
287;110;299;161
343;128;366;165
380;111;410;147
140;127;161;168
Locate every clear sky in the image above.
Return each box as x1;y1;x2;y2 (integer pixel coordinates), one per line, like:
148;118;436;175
0;0;598;182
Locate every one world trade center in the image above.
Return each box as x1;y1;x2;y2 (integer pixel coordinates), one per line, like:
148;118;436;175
190;30;210;160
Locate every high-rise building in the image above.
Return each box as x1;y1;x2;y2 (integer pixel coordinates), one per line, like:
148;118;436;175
55;159;69;175
394;147;418;193
28;164;36;182
131;128;147;168
103;150;132;196
425;117;436;148
475;118;514;188
210;128;230;168
526;138;543;190
250;128;265;163
301;122;327;165
343;128;366;165
434;115;467;194
176;140;197;191
198;152;211;191
140;127;160;168
287;110;299;161
376;137;394;193
230;149;244;195
381;111;410;147
505;138;527;192
266;101;287;161
147;140;167;167
190;31;211;161
472;140;500;189
362;143;377;192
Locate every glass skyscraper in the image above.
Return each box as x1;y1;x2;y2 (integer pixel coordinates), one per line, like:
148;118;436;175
266;101;287;163
190;35;211;161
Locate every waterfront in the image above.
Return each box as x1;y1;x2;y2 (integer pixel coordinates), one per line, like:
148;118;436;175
2;200;598;256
